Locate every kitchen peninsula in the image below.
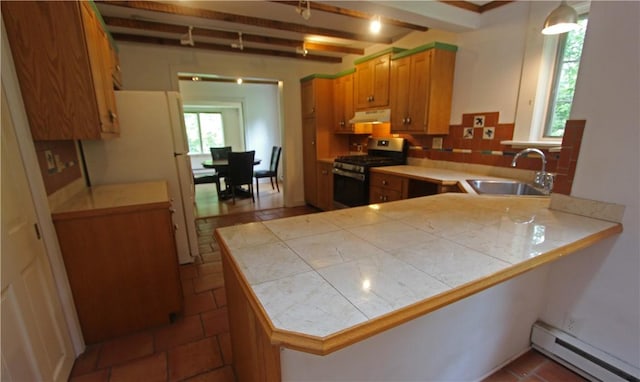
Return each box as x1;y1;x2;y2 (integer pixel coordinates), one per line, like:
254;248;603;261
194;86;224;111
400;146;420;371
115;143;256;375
216;194;622;381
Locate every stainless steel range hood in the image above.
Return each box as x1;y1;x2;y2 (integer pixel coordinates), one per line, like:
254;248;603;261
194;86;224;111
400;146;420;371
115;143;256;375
349;109;391;124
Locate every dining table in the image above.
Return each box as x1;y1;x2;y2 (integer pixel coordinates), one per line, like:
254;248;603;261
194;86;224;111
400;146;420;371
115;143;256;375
201;158;262;200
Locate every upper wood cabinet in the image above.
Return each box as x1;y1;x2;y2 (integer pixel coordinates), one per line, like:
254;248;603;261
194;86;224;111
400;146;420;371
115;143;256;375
333;72;355;132
2;1;119;140
354;52;394;110
390;44;457;135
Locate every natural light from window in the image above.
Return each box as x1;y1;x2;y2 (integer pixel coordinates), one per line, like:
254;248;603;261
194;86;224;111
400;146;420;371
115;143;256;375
184;112;225;154
544;15;588;138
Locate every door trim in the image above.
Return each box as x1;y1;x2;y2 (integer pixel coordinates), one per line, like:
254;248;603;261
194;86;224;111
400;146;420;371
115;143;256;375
1;19;84;354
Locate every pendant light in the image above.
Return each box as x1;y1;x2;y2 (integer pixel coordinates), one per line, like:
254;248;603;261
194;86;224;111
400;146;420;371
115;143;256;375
542;1;580;35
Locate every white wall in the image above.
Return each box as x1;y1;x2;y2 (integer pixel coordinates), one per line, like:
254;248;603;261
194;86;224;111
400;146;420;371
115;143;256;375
539;1;640;368
117;43;339;206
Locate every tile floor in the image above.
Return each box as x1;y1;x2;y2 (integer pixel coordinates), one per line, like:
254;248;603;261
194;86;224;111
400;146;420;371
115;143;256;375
69;202;587;382
483;349;587;382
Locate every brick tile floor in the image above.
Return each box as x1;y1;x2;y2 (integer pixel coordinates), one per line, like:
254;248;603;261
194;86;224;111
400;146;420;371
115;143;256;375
69;205;586;382
483;350;587;382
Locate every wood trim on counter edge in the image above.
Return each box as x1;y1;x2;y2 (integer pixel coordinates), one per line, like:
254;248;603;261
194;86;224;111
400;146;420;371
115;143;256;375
216;223;622;356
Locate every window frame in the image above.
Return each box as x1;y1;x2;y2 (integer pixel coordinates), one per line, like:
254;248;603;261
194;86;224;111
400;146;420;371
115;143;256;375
183;111;225;154
542;13;589;138
510;1;590;147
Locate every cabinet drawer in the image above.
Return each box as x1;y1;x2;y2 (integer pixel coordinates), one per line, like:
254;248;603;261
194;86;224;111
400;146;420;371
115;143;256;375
370;172;404;192
370;186;403;204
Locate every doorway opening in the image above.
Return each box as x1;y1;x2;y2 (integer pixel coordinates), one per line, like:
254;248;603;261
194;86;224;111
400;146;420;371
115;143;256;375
178;74;284;218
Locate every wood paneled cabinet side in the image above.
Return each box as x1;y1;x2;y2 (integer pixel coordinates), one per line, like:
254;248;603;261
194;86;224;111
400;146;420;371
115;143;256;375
300;78;348;208
354;54;391;110
390;48;456;135
333;73;354;132
52;202;182;344
2;1;119;140
316;161;334;211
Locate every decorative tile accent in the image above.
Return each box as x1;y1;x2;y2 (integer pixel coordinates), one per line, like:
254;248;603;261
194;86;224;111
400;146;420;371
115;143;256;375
483;127;495;139
463;127;474;139
473;115;486;127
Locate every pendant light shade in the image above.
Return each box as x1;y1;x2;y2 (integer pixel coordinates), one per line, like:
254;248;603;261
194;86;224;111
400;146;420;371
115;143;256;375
542;1;580;35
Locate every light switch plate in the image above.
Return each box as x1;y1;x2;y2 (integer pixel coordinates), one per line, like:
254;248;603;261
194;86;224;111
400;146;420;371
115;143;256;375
45;150;56;170
432;137;443;149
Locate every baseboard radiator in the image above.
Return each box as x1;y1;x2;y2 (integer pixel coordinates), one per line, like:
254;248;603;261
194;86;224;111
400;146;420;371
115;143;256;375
531;321;640;382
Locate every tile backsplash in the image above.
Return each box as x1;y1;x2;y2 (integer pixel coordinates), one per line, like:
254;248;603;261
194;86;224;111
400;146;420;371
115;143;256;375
348;112;586;195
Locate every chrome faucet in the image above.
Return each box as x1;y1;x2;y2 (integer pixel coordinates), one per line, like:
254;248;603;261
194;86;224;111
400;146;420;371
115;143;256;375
511;148;555;194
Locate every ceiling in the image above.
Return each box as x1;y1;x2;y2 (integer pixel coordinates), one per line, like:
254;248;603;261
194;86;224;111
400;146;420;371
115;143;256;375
96;1;513;63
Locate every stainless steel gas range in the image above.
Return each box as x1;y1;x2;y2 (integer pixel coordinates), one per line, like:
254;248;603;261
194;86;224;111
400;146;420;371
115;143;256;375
333;137;408;208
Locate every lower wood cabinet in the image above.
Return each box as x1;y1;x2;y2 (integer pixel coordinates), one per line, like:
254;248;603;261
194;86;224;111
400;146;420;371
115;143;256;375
369;172;408;203
316;161;334;211
52;183;182;344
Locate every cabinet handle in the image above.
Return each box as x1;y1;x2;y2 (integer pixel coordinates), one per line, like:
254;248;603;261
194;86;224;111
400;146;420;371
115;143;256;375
407;117;412;124
170;208;176;213
115;64;121;72
311;140;315;146
382;180;388;185
109;110;117;122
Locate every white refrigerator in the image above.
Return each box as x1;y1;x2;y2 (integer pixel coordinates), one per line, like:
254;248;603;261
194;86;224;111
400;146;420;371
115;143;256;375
82;90;199;264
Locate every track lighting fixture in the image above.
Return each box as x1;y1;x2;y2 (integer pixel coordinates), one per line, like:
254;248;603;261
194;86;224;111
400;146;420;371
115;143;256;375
231;32;244;50
296;0;311;21
180;26;194;46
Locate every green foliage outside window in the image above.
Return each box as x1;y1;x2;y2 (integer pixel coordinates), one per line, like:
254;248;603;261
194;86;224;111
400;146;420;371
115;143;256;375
544;16;588;137
183;112;225;154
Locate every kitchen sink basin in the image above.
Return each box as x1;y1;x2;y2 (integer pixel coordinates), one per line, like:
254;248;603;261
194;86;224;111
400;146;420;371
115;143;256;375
466;179;546;196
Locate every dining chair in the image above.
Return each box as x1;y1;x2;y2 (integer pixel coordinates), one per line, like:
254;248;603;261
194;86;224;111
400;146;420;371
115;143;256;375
254;146;282;195
210;146;232;192
226;150;256;204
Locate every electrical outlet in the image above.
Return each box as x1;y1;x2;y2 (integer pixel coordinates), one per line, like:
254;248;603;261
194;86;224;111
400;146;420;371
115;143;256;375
563;314;583;335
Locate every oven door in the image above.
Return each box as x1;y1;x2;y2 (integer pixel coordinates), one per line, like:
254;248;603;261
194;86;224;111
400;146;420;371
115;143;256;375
333;168;368;208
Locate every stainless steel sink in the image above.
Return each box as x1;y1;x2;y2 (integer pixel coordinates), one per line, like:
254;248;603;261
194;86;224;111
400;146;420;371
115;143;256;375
466;179;546;196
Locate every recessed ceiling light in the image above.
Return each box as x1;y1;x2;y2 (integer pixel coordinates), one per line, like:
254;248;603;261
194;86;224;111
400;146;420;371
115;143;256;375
370;16;382;34
236;78;243;85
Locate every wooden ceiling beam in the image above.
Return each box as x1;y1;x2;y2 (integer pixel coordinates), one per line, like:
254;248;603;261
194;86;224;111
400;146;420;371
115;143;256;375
438;1;512;14
103;16;364;55
111;32;342;63
99;0;392;44
269;1;429;32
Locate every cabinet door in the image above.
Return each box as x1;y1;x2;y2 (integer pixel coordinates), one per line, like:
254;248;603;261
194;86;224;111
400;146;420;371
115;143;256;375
390;56;412;128
302;118;318;206
316;162;334;211
407;51;430;132
333;74;354;132
80;2;119;136
371;55;390;107
301;80;316;118
355;55;390;110
354;61;373;110
2;2;98;140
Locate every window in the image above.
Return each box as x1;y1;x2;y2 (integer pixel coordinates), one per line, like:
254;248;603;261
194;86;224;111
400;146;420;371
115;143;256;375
544;15;589;137
184;112;225;154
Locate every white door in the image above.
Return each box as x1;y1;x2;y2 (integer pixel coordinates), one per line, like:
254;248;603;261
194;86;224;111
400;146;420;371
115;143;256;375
1;86;75;381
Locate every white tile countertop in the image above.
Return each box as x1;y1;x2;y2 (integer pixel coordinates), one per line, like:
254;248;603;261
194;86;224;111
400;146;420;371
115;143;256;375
215;193;622;355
